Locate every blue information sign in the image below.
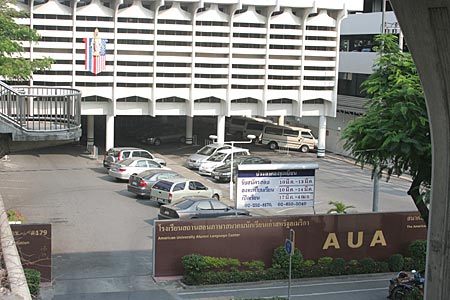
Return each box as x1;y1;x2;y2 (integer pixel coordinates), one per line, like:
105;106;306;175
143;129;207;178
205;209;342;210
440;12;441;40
285;239;293;256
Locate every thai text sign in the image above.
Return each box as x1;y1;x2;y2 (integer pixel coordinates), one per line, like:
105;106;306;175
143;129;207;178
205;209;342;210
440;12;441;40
11;224;52;282
153;212;426;277
236;163;319;209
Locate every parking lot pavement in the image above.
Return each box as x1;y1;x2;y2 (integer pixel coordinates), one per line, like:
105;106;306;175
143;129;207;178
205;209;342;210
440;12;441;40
140;143;417;216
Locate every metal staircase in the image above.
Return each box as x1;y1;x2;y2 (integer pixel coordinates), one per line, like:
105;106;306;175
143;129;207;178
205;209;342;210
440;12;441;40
0;81;82;142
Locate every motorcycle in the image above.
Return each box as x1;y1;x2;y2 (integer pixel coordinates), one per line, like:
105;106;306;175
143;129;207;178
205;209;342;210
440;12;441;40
388;270;425;299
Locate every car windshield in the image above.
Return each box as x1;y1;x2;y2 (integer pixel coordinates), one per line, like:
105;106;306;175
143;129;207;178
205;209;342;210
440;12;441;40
173;199;195;209
207;153;227;162
197;146;216;156
119;158;135;166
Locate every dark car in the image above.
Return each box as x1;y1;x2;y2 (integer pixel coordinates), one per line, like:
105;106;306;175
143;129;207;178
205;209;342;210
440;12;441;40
137;125;185;146
127;170;182;198
211;156;271;182
158;196;250;219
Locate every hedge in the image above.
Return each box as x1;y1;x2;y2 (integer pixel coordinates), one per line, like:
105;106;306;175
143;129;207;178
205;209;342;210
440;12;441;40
181;240;426;285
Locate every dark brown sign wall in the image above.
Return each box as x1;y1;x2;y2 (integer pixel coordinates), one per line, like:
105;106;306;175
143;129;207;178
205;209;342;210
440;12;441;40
11;224;52;282
153;212;426;277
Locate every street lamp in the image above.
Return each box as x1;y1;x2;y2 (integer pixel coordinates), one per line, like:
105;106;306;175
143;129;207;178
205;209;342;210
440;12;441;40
208;134;256;206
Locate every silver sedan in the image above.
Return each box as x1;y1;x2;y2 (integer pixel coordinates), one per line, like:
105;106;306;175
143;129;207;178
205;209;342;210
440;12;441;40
108;157;170;181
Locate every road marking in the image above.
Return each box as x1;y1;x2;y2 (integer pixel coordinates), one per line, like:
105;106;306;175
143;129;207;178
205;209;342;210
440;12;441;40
178;278;388;295
290;287;387;297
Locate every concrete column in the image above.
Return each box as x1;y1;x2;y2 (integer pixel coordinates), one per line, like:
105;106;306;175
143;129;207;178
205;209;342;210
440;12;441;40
389;2;450;299
185;116;193;145
105;115;114;151
278;115;285;126
87;115;94;149
317;115;326;158
216;115;226;144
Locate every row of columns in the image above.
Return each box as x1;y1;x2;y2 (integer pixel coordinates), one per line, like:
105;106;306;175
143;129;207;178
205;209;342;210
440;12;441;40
86;114;327;158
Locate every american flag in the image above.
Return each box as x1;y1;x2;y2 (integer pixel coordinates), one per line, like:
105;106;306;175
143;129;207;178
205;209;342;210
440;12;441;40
84;36;108;74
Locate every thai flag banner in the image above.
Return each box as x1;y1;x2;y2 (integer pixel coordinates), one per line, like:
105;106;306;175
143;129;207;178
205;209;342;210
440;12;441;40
84;30;108;75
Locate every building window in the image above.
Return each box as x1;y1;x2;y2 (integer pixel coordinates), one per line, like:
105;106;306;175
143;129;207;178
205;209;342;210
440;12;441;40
232;98;258;103
116;83;152;87
158;19;191;25
156;73;190;78
156;97;186;102
81;96;110;102
196;31;229;37
156;83;190;88
231;85;263;89
195;74;227;78
268;86;298;90
233;43;265;49
195;97;221;103
33;14;71;20
157;41;191;46
196;63;228;68
196;20;228;26
157;62;190;67
270;24;301;30
118;61;153;66
268;98;293;104
194;84;227;89
268;75;299;80
303;99;325;104
117;96;148;102
196;42;228;48
118;28;153;34
232;74;263;79
118;17;153;24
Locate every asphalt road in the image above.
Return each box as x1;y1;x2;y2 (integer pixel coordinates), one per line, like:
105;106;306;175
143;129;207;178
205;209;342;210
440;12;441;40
0;142;414;299
176;273;392;300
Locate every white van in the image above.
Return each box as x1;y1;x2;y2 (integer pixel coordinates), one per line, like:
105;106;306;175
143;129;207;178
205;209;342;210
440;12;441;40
261;125;318;153
228;117;273;142
198;147;250;176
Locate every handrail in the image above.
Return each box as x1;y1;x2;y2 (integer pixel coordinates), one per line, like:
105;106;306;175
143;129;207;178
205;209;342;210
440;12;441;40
0;81;82;133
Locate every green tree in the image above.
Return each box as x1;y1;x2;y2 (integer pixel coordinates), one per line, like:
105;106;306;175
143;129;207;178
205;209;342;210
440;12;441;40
0;0;52;80
327;201;355;214
342;34;431;225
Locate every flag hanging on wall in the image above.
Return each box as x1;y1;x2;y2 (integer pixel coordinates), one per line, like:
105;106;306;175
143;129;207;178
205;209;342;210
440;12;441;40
83;28;108;74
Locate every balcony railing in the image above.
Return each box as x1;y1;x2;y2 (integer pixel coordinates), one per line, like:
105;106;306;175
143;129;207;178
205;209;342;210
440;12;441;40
0;81;81;135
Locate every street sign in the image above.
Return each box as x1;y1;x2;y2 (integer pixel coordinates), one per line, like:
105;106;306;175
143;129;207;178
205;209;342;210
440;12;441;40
285;239;293;256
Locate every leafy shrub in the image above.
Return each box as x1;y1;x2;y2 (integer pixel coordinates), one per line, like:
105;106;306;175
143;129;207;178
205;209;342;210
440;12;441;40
204;256;240;271
346;260;360;274
404;257;414;270
243;260;265;272
409;240;427;271
359;258;376;274
388;254;405;272
375;261;390;273
329;258;347;276
24;268;40;297
272;245;303;270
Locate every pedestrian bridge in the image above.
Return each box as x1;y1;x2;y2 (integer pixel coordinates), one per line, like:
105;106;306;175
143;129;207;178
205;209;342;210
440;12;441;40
0;81;82;142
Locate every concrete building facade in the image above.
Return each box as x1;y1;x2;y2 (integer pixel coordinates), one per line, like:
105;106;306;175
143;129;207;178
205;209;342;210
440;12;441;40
8;0;362;151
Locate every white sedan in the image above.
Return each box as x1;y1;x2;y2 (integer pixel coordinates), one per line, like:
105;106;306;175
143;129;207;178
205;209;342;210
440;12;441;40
108;157;170;181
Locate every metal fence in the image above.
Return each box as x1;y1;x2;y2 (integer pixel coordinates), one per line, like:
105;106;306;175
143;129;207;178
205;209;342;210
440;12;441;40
0;81;81;132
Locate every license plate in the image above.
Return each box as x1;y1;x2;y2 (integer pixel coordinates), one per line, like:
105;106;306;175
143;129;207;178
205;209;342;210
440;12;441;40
214;176;219;179
164;211;170;215
131;182;137;186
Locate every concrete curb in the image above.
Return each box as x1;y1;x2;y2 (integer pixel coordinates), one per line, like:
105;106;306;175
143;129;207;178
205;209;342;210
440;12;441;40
0;195;32;300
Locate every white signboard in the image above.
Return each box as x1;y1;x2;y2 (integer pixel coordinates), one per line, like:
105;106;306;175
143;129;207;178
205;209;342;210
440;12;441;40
236;163;319;209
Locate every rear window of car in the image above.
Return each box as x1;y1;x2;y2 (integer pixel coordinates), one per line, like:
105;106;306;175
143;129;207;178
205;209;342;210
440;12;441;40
153;180;174;192
119;158;134;166
173;199;195;209
197;146;216;156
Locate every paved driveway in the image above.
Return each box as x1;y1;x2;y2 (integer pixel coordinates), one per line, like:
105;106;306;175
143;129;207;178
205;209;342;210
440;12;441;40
0;143;416;299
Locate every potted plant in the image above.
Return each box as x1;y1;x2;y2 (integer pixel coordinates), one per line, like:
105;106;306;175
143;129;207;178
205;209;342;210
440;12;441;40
7;209;25;224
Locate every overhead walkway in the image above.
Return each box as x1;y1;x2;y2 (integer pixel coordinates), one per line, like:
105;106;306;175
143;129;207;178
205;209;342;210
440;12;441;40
0;81;82;143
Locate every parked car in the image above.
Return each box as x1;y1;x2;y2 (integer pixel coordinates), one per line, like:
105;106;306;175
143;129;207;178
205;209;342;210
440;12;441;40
211;156;272;182
127;170;182;198
108;157;170;181
185;143;232;169
158;196;250;219
198;147;250;176
138;126;186;146
150;178;222;205
103;147;166;169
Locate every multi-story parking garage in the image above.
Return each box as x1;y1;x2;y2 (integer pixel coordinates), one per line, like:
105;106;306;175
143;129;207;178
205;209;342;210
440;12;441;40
6;0;362;153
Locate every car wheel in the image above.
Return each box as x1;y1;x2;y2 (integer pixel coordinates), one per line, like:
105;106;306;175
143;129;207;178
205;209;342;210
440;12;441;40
154;139;161;146
212;194;220;201
268;142;278;150
179;136;186;144
300;145;309;153
391;286;406;300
